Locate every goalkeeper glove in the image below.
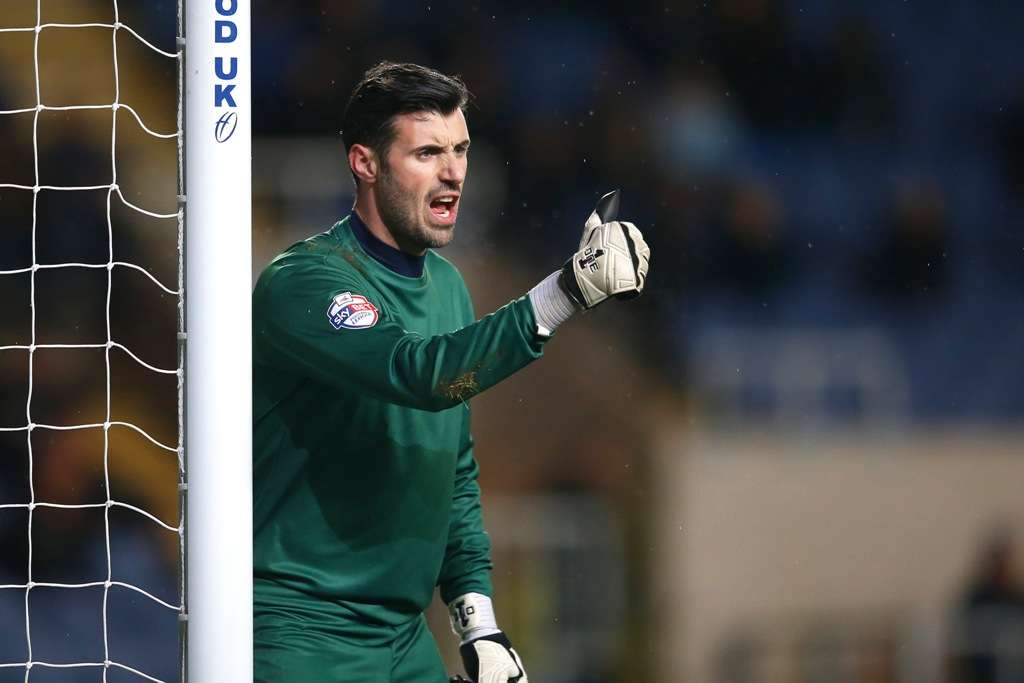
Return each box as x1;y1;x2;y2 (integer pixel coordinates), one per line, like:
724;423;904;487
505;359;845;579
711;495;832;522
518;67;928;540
528;190;651;334
449;593;528;683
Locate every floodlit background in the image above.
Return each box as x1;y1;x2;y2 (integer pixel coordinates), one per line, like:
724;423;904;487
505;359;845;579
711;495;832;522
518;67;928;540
2;1;1024;682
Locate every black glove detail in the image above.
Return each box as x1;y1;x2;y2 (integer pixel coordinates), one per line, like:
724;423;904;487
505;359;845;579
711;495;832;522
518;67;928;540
459;632;525;683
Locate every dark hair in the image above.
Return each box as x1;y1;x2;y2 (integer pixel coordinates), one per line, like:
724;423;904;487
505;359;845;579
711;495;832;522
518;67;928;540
341;62;470;182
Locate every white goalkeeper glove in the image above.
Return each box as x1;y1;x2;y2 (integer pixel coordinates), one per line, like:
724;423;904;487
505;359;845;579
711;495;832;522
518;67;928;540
449;593;527;683
528;190;651;334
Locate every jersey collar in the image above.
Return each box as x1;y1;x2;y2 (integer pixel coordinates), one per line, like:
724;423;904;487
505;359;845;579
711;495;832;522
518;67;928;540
348;210;425;278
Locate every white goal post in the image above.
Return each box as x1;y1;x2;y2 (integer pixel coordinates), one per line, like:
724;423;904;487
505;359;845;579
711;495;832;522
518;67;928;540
183;0;252;682
0;0;252;679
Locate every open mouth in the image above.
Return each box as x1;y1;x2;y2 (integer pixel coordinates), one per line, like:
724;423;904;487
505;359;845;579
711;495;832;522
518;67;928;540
429;195;458;221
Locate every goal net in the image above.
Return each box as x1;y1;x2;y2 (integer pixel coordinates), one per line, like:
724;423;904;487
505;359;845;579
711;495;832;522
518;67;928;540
0;1;251;681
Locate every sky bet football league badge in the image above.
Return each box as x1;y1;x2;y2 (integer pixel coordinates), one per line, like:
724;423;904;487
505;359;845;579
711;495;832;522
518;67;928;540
327;292;379;330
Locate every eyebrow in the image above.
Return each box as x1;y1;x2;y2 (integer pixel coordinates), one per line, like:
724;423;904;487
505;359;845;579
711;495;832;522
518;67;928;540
417;139;471;152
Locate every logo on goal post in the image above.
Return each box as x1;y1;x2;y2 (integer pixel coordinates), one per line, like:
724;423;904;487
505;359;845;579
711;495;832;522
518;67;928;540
212;0;240;143
214;111;238;143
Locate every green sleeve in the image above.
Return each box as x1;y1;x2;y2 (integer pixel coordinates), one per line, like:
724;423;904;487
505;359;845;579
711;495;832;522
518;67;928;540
253;258;546;412
438;410;492;603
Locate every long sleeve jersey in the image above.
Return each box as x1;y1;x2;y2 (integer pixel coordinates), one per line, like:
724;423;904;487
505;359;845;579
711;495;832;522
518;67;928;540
252;214;547;632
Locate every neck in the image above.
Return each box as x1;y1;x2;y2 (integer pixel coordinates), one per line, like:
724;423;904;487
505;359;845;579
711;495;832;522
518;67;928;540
354;188;426;257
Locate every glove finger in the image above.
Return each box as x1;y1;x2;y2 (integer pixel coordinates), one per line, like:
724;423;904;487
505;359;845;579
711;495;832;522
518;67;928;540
617;221;642;281
625;222;650;289
583;189;620;234
623;222;649;259
614;223;647;301
638;250;650;283
509;648;527;682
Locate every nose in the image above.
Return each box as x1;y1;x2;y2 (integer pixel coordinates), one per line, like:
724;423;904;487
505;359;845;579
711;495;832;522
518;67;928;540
439;152;466;187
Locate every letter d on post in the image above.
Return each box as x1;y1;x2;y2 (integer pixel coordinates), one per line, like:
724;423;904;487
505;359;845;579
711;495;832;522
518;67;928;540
215;20;237;43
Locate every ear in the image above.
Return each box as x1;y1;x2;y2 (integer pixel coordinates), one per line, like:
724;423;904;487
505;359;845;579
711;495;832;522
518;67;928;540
348;143;378;184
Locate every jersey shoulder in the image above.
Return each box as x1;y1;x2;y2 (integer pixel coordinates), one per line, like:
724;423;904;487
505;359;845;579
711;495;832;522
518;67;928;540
254;223;375;300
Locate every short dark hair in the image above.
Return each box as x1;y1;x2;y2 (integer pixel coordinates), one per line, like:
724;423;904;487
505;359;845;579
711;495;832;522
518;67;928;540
341;62;470;181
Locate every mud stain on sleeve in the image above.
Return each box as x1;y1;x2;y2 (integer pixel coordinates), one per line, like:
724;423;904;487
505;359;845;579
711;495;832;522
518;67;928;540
435;369;480;402
433;349;508;403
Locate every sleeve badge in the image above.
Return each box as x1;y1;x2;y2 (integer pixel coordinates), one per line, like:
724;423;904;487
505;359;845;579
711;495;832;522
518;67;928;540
326;292;379;330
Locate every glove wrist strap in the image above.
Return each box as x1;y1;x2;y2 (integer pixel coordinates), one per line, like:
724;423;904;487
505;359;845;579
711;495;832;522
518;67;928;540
528;270;580;335
448;592;501;644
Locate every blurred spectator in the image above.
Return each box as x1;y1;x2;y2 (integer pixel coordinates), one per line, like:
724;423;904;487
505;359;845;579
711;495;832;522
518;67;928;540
707;180;797;295
857;182;952;303
651;65;743;177
948;528;1024;683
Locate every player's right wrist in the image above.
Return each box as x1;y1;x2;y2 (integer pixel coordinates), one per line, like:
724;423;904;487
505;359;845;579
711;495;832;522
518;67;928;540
528;270;580;336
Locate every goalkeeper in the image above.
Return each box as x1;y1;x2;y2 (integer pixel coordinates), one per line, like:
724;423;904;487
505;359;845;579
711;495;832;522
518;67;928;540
252;62;650;683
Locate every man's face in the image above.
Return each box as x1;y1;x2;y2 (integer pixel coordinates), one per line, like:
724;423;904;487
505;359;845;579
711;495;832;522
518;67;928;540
374;108;469;254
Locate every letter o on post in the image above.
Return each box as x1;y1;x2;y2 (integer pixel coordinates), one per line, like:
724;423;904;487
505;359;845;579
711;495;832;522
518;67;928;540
215;0;238;16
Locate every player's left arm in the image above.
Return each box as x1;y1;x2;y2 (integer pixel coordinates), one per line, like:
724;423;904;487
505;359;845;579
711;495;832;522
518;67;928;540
438;410;492;602
437;287;527;683
443;464;528;683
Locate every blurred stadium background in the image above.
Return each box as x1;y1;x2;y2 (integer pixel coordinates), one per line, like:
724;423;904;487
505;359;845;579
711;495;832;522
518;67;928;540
2;1;1023;682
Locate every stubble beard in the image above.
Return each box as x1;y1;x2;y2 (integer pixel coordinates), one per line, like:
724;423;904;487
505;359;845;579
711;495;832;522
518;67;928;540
375;166;455;253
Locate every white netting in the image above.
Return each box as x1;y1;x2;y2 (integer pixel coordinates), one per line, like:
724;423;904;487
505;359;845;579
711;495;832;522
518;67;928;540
0;1;183;681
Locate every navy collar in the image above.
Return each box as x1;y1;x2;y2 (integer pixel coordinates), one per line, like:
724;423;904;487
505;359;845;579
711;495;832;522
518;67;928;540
348;210;425;278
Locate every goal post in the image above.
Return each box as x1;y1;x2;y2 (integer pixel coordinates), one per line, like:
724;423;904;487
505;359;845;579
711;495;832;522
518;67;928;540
183;0;253;681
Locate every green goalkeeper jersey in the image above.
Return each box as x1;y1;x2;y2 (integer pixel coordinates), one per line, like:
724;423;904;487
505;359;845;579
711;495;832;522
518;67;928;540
252;213;546;635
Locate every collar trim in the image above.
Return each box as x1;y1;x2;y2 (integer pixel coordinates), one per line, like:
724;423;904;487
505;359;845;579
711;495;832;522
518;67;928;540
349;210;425;278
